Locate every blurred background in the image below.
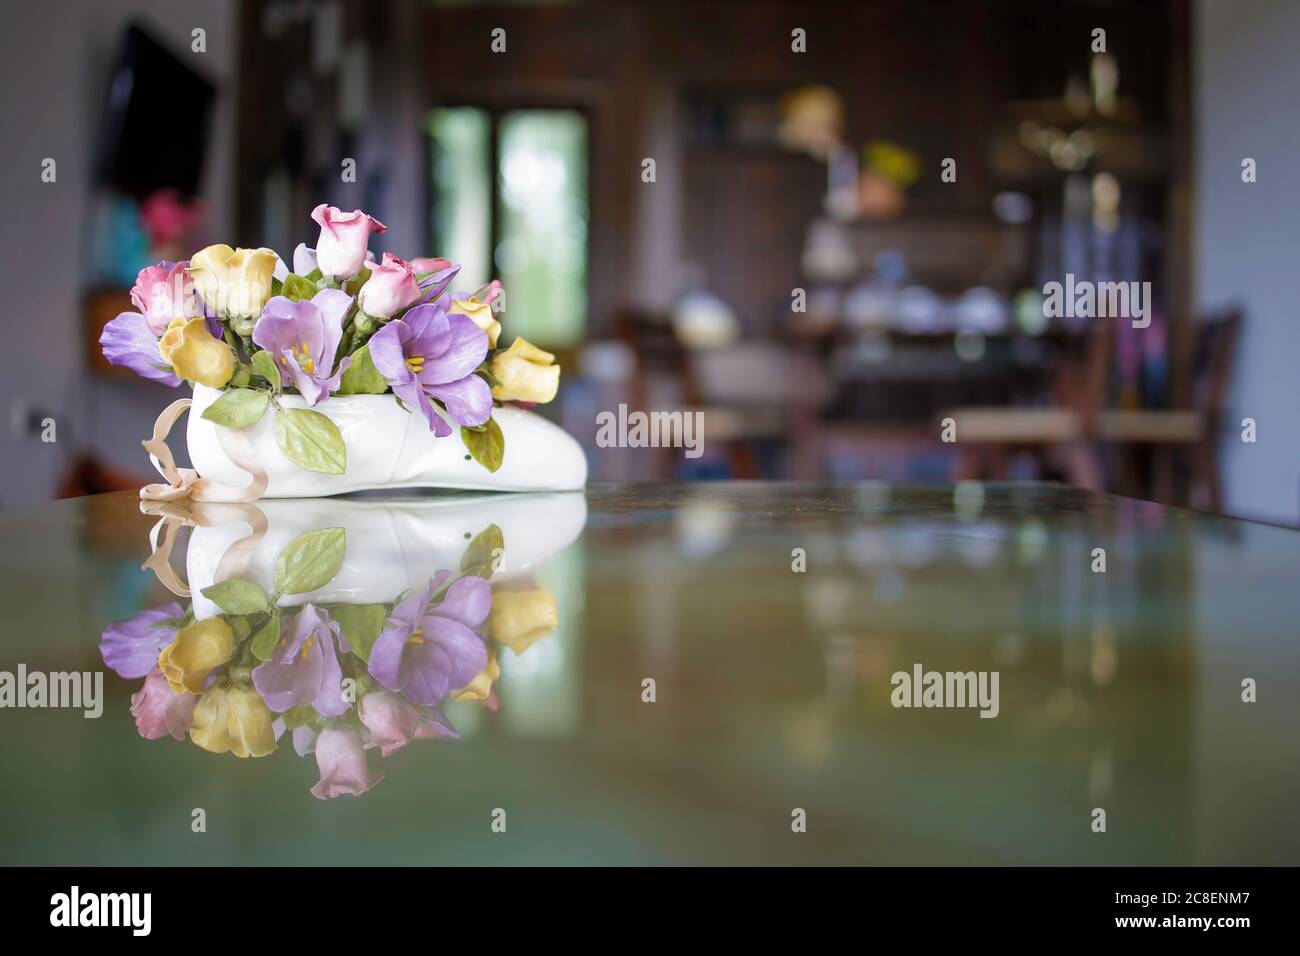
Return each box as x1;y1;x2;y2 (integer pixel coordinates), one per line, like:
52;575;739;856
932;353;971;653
1;0;1296;525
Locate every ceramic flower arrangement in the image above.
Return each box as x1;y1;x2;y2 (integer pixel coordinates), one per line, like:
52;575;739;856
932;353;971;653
99;522;559;799
100;205;562;481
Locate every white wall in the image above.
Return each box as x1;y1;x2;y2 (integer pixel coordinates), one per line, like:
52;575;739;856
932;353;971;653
1195;0;1300;525
0;0;236;506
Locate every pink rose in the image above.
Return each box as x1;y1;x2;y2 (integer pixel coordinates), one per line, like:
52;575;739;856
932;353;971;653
129;667;196;741
357;252;422;318
359;690;455;756
410;257;453;275
310;726;385;799
130;261;191;336
310;204;386;279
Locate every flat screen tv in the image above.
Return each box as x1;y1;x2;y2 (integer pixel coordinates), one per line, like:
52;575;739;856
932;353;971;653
96;21;217;200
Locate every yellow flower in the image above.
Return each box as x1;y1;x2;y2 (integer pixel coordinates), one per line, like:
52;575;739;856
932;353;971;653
189;684;276;758
489;338;560;404
158;618;235;695
157;317;236;388
490;587;558;655
190;244;278;318
451;296;501;348
452;646;500;703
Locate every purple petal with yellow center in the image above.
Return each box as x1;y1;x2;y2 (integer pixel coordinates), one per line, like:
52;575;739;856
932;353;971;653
251;603;350;717
367;573;489;707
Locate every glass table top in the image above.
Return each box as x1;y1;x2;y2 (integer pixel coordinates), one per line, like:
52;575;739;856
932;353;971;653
0;481;1296;865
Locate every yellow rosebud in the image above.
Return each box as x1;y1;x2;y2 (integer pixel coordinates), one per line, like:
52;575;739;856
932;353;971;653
490;587;558;655
489;337;560;404
189;684;277;758
158;618;235;695
159;317;236;388
158;316;187;358
451;296;501;348
190;244;278;318
452;646;500;703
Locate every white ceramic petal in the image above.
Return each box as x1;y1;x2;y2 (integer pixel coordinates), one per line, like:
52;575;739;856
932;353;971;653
187;384;586;496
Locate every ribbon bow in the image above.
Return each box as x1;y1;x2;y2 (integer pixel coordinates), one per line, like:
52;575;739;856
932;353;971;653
140;399;268;503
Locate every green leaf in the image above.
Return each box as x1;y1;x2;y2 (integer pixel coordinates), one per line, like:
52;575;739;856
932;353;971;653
281;704;317;729
274;527;346;595
461;416;505;473
275;407;347;475
344;267;371;297
201;579;270;615
250;609;281;661
337;344;388;395
201;388;269;428
306;267;323;283
460;524;504;578
327;603;389;663
281;273;316;302
251;350;281;391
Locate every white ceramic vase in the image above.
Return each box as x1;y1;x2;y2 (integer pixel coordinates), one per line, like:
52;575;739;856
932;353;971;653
186;384;587;497
187;493;587;620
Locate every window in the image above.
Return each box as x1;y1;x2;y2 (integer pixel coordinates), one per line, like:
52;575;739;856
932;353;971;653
429;107;588;348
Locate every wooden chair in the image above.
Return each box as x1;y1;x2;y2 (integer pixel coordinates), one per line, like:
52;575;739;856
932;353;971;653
944;319;1112;489
1097;308;1241;511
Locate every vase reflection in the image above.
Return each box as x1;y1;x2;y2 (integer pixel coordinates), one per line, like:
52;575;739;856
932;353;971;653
100;493;586;798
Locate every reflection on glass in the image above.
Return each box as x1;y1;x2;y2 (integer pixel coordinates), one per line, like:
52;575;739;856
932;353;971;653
99;495;586;799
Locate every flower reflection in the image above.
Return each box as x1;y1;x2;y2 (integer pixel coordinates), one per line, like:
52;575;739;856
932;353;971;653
101;500;576;799
368;573;490;707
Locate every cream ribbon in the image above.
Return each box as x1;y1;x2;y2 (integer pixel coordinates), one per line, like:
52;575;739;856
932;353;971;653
140;398;268;503
140;501;270;598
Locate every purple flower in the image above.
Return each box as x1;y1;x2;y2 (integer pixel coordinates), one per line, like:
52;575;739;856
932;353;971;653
99;602;184;679
251;604;351;717
100;310;183;385
411;261;460;308
368;303;491;436
367;572;490;706
251;289;354;406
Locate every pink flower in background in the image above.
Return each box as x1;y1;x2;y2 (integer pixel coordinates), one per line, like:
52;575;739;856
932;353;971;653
130;668;196;741
310;726;385;799
357;252;422;318
140;189;204;249
310;204;386;279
